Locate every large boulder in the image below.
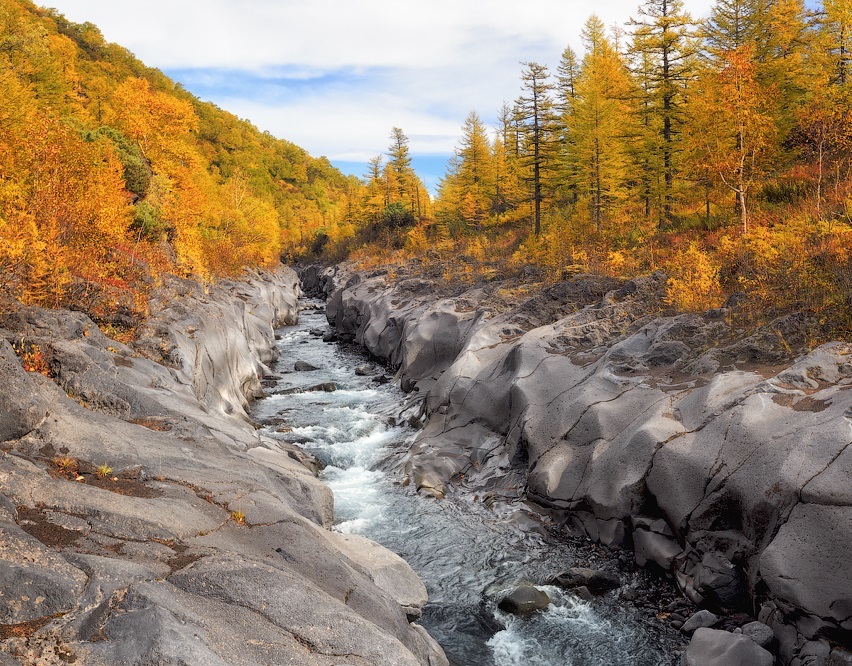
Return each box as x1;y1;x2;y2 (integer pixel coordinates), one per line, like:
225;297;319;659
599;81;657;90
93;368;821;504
682;628;774;666
497;584;551;615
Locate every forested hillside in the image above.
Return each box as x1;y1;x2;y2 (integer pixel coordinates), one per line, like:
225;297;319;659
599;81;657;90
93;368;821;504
0;0;358;334
357;0;852;341
2;0;850;343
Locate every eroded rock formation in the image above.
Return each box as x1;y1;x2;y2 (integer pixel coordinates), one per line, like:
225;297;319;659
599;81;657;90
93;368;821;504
313;262;852;665
0;268;446;666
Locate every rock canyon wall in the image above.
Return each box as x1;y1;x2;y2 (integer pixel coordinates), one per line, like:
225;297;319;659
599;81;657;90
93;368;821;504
310;263;852;666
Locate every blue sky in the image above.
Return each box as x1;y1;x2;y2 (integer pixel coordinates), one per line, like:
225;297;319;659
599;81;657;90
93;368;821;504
45;0;715;194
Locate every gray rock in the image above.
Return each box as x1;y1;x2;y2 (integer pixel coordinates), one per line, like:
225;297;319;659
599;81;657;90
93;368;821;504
0;340;49;442
0;268;447;666
633;529;683;571
693;552;746;607
355;364;375;376
573;586;594;601
307;382;337;392
294;360;319;371
801;639;831;660
328;531;428;619
681;609;720;635
829;647;852;665
741;621;775;650
682;628;774;666
168;554;431;666
0;516;88;624
760;502;852;624
498;584;551;615
550;567;621;594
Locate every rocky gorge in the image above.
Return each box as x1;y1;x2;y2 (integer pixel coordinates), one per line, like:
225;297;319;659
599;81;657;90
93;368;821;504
0;268;447;666
305;261;852;666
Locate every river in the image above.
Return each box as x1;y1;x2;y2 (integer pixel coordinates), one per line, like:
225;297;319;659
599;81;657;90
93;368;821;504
252;300;682;666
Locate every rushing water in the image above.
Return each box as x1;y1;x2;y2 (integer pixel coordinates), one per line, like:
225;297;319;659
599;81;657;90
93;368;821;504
253;301;680;666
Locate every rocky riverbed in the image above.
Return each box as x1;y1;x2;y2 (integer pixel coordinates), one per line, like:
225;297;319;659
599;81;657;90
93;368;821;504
303;261;852;666
0;268;446;666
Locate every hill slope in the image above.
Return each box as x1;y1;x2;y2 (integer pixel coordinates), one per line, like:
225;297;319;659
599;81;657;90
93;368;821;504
0;0;356;332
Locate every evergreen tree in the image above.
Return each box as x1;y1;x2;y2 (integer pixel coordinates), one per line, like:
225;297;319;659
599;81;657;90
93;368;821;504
456;111;496;226
387;126;413;205
821;0;852;85
569;16;637;232
436;111;497;229
629;0;697;226
361;155;386;222
703;0;773;55
555;46;581;115
516;61;556;236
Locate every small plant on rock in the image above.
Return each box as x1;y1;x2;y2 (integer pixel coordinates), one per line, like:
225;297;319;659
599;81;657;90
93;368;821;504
230;510;246;525
54;456;77;476
96;463;113;479
12;338;52;376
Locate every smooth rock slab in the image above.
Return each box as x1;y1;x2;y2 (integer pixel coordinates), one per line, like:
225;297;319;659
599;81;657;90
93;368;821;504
328;531;428;619
0;340;49;442
682;628;774;666
0;519;87;623
760;502;852;624
169;554;431;666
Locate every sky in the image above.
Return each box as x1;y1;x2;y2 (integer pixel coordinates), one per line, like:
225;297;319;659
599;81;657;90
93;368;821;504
44;0;715;193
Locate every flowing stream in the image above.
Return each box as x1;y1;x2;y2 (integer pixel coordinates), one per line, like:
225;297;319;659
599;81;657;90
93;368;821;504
253;300;681;666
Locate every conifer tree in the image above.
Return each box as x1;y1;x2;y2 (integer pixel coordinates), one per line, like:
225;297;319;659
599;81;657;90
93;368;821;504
569;16;637;232
822;0;852;84
703;0;772;54
361;155;386;222
556;46;581;115
386;127;424;218
629;0;697;226
516;61;556;236
454;111;496;227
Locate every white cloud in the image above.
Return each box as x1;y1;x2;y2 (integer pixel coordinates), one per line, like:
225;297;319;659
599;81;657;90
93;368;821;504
45;0;716;180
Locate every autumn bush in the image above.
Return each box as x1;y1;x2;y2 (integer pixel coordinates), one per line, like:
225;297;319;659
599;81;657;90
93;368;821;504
665;242;723;312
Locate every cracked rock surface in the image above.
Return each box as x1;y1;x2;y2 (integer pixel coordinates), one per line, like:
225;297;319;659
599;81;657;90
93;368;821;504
0;267;446;666
313;262;852;664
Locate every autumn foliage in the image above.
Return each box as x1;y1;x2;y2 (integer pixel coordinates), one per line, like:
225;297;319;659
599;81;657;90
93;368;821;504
346;0;852;342
0;0;355;329
1;0;850;344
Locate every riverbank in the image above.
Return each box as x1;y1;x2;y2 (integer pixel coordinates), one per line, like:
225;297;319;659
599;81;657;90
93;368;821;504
304;261;852;666
0;267;446;665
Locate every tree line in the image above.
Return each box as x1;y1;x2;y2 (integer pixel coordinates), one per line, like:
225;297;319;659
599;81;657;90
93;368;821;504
436;0;851;238
405;0;850;334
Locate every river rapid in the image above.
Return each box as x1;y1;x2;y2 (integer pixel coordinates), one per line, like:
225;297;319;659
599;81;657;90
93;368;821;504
252;300;683;666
